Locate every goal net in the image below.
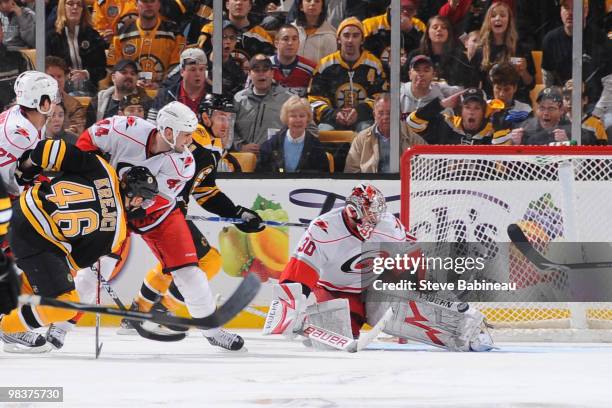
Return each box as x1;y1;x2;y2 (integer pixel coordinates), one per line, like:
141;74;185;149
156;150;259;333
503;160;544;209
401;145;612;341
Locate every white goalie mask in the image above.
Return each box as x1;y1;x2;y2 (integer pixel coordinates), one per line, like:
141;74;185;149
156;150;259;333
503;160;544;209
14;71;60;115
344;183;387;239
156;101;198;150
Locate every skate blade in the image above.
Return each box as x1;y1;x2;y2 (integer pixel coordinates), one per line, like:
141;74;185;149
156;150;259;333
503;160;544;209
3;342;52;354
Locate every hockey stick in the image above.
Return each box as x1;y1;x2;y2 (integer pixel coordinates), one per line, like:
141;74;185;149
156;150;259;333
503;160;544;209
507;224;612;271
98;274;186;342
19;273;261;330
95;265;103;358
186;216;309;228
186;191;338;228
234;297;390;352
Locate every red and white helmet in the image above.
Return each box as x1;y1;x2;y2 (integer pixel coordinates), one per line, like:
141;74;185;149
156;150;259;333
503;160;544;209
345;183;387;239
156;101;198;149
14;71;59;114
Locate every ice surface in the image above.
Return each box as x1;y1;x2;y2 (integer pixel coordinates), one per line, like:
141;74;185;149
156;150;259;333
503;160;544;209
1;328;611;408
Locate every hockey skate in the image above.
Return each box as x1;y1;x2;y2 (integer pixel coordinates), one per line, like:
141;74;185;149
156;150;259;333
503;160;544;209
1;330;52;353
46;323;69;350
203;328;245;351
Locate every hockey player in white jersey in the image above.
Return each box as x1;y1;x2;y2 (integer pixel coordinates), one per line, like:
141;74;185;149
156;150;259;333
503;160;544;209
70;101;246;351
0;71;59;195
263;183;493;351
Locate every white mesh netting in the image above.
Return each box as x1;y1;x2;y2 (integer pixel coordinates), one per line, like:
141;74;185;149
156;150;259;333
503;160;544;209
402;147;612;340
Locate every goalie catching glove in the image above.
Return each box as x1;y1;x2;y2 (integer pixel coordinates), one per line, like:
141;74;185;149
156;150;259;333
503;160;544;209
235;206;265;233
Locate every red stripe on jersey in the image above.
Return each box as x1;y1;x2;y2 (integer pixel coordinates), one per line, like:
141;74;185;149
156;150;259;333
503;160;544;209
317;280;363;293
145;194;171;215
76;130;99;152
280;257;319;290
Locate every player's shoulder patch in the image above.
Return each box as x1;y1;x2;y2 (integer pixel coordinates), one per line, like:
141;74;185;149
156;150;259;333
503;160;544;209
3;109;38;150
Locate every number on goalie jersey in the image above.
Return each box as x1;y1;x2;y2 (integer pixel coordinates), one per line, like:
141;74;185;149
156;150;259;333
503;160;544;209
283;207;410;293
77;115;195;231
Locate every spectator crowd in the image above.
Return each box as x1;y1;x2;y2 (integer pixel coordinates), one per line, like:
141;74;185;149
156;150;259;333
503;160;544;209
0;0;610;173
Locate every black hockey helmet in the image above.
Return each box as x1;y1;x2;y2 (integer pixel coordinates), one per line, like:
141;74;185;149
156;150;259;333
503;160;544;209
120;166;158;200
198;93;235;118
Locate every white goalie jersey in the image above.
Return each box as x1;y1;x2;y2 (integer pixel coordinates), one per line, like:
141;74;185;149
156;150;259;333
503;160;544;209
77;115;195;230
285;208;413;293
0;105;44;195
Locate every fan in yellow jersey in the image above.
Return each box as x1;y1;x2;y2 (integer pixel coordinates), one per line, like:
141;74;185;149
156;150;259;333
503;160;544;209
92;0;138;43
0;139;158;353
119;94;263;336
308;17;388;132
107;0;186;87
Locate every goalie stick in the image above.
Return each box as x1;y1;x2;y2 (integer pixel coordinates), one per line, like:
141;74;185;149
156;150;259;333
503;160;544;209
228;296;392;352
507;223;612;271
19;273;261;330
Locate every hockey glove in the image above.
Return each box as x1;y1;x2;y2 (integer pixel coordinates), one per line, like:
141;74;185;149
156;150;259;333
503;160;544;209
0;253;19;314
235;206;265;233
14;150;42;186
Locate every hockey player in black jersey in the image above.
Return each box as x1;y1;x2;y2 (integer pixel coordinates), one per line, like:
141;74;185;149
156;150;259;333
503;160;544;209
0;139;157;352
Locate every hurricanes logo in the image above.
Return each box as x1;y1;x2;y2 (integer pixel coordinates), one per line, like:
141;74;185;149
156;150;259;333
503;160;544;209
138;56;165;82
335;83;367;109
340;250;390;274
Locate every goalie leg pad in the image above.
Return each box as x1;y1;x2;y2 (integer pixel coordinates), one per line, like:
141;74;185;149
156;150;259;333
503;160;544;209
305;298;352;350
312;286;365;337
262;283;306;338
366;289;493;351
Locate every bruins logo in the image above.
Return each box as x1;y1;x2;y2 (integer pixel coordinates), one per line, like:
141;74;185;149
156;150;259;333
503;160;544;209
138;55;165;81
335;83;367;109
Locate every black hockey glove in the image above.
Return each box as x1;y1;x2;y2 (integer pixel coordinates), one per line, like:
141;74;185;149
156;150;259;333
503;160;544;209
235;206;265;233
14;150;42;186
0;253;19;314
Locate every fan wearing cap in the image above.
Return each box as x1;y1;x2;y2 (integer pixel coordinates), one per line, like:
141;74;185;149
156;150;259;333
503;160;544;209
400;54;462;118
197;0;275;61
234;53;294;153
507;87;571;145
86;59;152;126
308;17;388;132
118;94;147;119
107;0;185;88
407;87;508;145
362;0;426;66
147;48;208;123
